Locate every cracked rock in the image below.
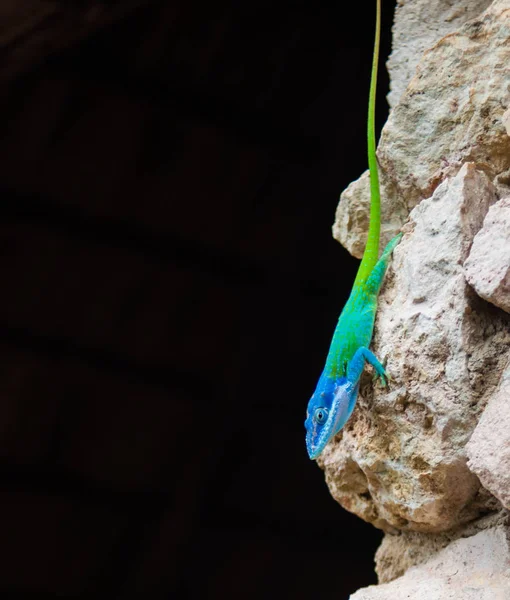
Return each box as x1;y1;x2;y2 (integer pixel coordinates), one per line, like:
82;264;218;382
464;197;510;313
320;164;510;534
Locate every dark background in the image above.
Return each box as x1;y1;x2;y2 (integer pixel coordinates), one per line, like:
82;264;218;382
0;1;396;597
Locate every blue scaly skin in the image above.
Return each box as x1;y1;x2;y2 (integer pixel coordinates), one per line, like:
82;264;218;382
305;0;402;460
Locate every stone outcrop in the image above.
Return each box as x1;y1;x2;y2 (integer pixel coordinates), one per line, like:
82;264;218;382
321;163;510;534
464;197;510;313
387;0;493;108
352;525;510;600
321;0;510;595
466;365;510;510
333;0;510;259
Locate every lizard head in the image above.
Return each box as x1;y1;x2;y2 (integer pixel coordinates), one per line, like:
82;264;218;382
305;375;357;460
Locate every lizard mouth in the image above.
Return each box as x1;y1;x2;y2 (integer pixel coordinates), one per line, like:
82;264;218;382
306;405;338;460
306;438;321;460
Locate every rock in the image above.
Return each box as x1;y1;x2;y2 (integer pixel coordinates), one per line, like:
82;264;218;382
387;0;493;108
374;529;451;584
332;170;407;260
374;510;505;583
351;525;510;600
328;0;510;592
334;0;510;257
503;108;510;137
320;164;510;533
464;197;510;313
466;364;510;509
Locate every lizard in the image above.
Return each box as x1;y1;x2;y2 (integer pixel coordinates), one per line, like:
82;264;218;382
305;0;402;460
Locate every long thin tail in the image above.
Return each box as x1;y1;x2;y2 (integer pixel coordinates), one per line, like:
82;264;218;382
353;0;381;288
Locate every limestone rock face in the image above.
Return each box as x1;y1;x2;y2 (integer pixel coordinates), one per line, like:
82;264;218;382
351;526;510;600
387;0;493;108
464;197;510;313
503;108;510;136
326;0;510;592
321;164;510;534
373;512;505;583
333;0;510;258
466;364;510;509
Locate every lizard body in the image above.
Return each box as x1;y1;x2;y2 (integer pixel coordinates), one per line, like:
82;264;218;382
305;0;401;460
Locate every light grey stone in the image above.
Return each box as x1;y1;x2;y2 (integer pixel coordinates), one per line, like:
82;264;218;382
503;107;510;137
334;0;510;258
466;364;510;509
387;0;493;108
351;526;510;600
464;197;510;313
321;164;510;534
326;1;510;592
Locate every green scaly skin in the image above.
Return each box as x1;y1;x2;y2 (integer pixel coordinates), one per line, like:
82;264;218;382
305;0;402;460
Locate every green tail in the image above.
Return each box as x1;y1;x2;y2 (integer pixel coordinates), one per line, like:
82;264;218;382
353;0;381;288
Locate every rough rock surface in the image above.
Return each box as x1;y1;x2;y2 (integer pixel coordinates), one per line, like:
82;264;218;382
466;364;510;509
387;0;493;108
333;0;510;258
351;525;510;600
504;108;510;136
321;164;510;534
464;197;510;313
326;0;510;592
374;511;505;583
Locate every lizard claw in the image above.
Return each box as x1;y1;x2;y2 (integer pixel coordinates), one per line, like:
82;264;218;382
373;370;389;387
379;356;392;387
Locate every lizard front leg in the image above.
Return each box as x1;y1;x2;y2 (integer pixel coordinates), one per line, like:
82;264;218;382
347;347;387;387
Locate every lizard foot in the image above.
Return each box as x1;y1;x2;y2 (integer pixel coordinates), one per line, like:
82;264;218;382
372;371;388;387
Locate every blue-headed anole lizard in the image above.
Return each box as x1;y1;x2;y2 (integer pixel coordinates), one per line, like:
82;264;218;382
305;0;402;459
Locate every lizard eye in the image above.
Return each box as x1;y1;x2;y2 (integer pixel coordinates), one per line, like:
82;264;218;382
314;407;328;424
